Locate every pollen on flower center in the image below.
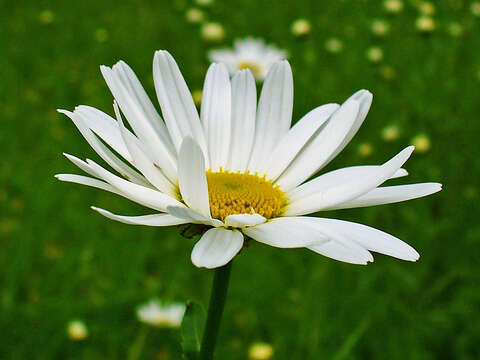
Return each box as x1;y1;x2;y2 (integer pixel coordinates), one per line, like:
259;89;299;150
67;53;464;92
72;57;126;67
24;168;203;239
206;170;287;221
237;61;263;78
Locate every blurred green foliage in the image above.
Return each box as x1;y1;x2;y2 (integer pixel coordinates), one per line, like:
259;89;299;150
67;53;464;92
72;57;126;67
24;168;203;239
1;0;479;359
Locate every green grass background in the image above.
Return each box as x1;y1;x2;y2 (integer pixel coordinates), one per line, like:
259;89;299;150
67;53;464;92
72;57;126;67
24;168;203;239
1;0;479;359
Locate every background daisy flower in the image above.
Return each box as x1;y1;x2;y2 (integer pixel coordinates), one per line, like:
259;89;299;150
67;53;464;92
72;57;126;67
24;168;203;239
208;38;287;80
136;299;186;328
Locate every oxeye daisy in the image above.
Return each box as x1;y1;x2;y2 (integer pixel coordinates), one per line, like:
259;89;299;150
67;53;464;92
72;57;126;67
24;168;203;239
208;38;286;80
136;299;186;328
56;50;442;269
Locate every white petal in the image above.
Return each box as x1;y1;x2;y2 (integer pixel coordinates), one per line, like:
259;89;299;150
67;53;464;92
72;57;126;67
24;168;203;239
275;100;360;190
392;168;408;178
243;217;328;248
114;102;178;197
328;182;442;210
224;213;266;228
304;217;419;261
264;103;339;181
63;153;98;178
91;206;189;226
285;146;415;216
201;63;231;171
248;60;293;173
153;50;208;163
227;69;256;172
74;105;131;161
111;61;169;135
86;159;184;212
100;64;178;182
178;137;211;218
308;240;374;265
191;228;244;269
58;109;150;187
55;174;121;195
288;165;411;204
324;90;373;165
166;206;223;227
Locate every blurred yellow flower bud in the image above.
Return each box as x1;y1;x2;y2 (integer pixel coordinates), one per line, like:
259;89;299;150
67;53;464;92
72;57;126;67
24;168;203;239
248;342;274;360
67;320;88;341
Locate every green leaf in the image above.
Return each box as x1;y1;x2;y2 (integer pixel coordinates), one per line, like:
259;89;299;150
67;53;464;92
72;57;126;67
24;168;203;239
181;300;206;359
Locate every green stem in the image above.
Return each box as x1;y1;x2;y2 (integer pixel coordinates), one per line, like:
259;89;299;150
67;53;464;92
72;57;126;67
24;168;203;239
127;326;148;360
199;261;233;360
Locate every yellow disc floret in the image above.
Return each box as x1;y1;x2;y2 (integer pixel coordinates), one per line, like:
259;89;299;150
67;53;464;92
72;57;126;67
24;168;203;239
237;61;263;78
206;170;287;221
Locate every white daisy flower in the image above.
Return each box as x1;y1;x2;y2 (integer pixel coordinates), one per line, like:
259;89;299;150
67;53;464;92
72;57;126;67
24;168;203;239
208;38;286;80
137;299;186;328
56;51;442;269
67;320;88;341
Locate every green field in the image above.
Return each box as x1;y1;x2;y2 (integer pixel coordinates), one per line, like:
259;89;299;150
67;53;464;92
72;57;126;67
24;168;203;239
1;0;479;359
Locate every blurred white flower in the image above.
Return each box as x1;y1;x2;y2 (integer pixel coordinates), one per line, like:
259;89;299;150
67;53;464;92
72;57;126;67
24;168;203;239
411;134;431;153
201;22;225;42
67;320;88;341
418;2;435;15
324;38;344;53
366;46;383;63
291;18;312;36
416;16;436;32
358;142;374;157
195;0;213;5
39;10;55;24
381;124;400;141
185;8;205;23
384;0;403;13
248;342;274;360
371;19;390;37
209;38;286;80
137;299;186;328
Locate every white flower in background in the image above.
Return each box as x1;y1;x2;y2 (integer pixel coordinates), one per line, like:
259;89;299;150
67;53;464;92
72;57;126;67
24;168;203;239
290;18;312;36
137;299;186;328
411;133;431;153
39;10;55;24
381;124;400;141
57;50;442;269
195;0;213;6
418;2;435;15
366;46;384;63
185;8;205;24
416;16;436;32
209;38;286;80
201;22;225;42
371;19;390;37
384;0;403;13
67;320;88;341
358;142;374;157
324;38;344;54
249;342;274;360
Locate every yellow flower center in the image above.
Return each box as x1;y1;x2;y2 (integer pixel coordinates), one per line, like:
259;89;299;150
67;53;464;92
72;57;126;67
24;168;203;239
237;61;263;78
206;170;287;221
